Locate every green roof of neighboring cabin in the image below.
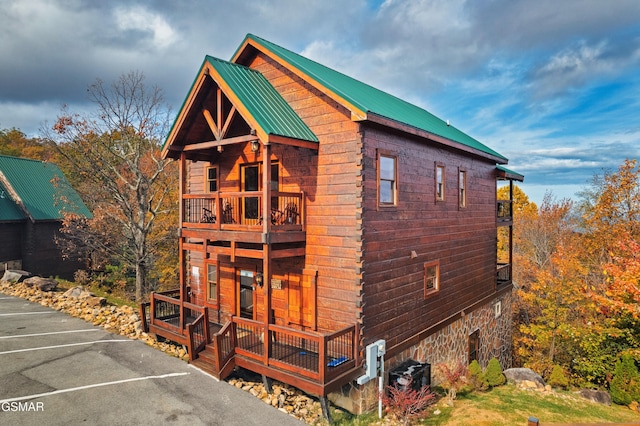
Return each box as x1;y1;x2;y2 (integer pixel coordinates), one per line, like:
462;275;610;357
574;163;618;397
235;34;507;162
0;155;91;222
204;56;318;143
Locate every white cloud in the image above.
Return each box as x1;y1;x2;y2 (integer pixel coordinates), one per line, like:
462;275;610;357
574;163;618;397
114;6;178;50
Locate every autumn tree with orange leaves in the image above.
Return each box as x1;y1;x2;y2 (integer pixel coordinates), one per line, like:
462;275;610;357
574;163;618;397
512;160;640;388
45;71;178;302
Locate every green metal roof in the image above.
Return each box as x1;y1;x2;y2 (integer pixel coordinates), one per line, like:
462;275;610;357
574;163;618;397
205;56;318;143
0;155;91;221
238;34;507;162
496;165;524;182
0;180;24;221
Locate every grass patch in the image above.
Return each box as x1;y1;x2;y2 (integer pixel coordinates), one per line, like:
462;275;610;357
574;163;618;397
420;385;639;425
322;385;640;425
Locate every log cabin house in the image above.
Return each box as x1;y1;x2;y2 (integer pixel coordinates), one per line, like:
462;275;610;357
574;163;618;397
0;155;91;279
143;34;523;414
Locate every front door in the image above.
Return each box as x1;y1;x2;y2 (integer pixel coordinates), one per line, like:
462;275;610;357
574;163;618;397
237;269;255;319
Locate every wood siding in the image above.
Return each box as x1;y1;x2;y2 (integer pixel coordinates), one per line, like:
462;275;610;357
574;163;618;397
178;50;504;359
250;53;360;332
360;125;498;349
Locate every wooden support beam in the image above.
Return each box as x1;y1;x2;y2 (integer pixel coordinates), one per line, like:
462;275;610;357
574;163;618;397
202;109;222;141
180;134;256;152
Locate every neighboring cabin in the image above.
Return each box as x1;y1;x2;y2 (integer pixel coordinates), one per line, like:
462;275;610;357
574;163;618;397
143;34;523;414
0;155;91;279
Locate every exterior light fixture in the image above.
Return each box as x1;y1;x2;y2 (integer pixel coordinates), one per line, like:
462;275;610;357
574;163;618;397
255;272;263;287
251;140;260;152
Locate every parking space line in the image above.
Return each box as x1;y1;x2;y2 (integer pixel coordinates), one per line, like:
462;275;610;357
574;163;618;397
0;372;190;403
0;339;134;355
0;312;55;316
0;329;100;339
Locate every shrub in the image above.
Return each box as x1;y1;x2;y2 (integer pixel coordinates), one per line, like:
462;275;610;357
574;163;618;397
468;360;488;391
485;358;506;387
381;378;436;425
610;354;640;405
548;365;569;389
437;361;468;405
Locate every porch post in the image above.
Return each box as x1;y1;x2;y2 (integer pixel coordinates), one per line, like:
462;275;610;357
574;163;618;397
262;142;272;365
179;152;186;303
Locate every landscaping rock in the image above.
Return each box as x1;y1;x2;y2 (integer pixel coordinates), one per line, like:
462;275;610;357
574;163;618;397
23;276;58;292
578;389;611;406
1;269;31;283
503;368;546;389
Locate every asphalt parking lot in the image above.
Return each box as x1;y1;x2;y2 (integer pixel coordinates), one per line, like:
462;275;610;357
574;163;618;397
0;293;302;425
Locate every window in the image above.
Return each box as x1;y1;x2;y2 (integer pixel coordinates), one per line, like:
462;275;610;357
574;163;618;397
207;264;218;302
459;169;467;208
424;260;440;297
469;330;480;363
206;166;218;192
378;153;397;206
436;164;445;201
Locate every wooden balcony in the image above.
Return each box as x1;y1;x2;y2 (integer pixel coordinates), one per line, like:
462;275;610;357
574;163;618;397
181;191;306;245
497;200;513;225
497;263;511;286
141;290;360;397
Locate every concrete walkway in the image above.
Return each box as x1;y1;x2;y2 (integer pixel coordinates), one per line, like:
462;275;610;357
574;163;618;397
0;293;303;425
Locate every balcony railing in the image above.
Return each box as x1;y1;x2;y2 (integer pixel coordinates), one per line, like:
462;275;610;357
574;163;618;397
497;263;511;283
182;191;304;231
497;200;513;223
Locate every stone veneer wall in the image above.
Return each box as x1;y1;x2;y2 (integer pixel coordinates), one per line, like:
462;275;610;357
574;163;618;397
329;290;513;414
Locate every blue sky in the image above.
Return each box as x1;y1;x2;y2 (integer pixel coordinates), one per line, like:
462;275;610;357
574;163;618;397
1;0;639;204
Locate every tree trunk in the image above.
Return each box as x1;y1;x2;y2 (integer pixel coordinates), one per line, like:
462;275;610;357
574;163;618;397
135;260;147;303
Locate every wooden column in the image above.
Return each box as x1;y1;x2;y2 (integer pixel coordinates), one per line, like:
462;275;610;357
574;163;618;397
179;153;186;302
261;142;272;365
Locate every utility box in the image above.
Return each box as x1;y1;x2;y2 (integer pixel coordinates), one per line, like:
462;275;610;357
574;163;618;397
389;359;430;391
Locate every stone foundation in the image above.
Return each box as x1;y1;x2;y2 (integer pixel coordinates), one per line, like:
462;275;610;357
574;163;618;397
330;290;513;414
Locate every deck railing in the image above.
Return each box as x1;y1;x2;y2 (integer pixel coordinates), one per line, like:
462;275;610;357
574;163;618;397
182;191;304;230
497;200;513;223
216;317;358;384
187;309;208;361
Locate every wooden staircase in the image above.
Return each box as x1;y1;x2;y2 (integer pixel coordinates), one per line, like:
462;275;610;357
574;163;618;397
190;344;220;377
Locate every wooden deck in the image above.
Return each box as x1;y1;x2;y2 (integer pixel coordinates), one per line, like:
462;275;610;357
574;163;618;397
141;290;361;397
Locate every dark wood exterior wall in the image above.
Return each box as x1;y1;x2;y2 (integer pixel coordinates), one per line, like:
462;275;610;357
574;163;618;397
0;223;22;266
359;124;499;350
0;221;82;279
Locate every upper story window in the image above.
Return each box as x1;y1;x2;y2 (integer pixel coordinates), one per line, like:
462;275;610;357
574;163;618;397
459;169;467;208
436;164;445;201
424;260;440;297
378;152;397;206
206;166;218;192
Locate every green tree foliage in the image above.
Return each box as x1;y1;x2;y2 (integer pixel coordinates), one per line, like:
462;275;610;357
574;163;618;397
485;358;506;387
467;360;488;391
46;71;178;302
610;354;640;405
548;365;569;389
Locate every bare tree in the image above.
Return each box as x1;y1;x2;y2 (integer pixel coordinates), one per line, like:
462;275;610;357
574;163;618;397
46;71;177;302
